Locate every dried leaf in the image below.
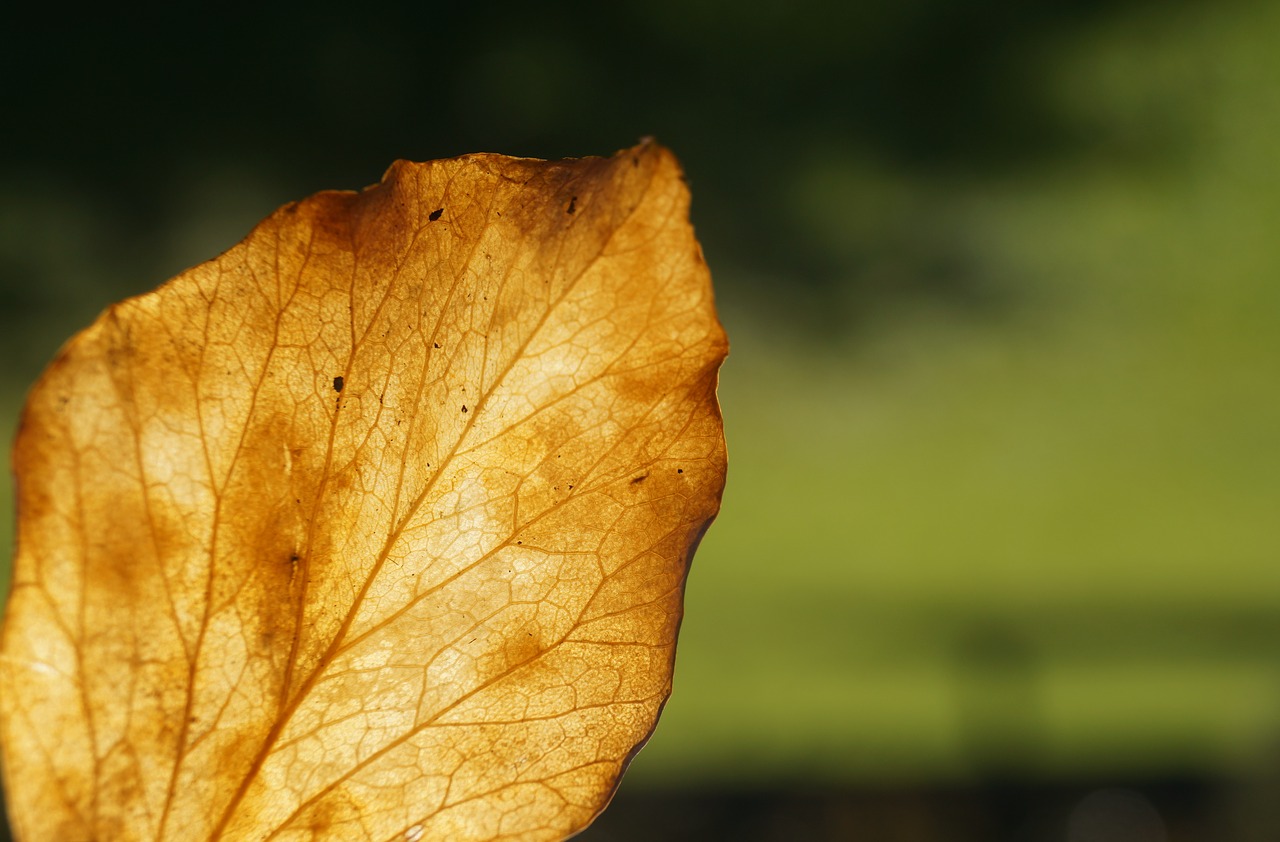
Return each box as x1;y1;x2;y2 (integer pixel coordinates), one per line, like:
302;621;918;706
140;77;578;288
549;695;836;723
0;142;726;841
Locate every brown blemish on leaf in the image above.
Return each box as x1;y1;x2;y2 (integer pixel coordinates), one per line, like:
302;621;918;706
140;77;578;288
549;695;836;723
0;142;726;842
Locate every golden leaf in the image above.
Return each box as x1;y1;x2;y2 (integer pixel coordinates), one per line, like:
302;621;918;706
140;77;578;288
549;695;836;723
0;142;726;841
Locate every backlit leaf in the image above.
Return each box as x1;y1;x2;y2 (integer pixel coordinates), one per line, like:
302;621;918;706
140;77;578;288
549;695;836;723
0;142;726;841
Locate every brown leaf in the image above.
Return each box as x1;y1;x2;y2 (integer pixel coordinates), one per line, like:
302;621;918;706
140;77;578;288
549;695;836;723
0;142;726;841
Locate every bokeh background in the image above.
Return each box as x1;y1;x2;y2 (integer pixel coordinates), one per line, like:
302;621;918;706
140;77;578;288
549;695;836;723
3;2;1278;839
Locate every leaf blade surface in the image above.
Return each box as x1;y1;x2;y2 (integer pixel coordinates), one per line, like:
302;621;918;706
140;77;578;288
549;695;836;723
0;142;726;842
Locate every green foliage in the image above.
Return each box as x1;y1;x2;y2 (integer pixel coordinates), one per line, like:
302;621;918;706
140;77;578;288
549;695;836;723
629;0;1280;785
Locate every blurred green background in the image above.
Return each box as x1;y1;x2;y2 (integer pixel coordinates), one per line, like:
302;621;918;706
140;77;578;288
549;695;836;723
3;1;1278;839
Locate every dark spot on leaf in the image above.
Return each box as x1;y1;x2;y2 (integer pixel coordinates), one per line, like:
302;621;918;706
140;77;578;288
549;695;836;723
677;468;683;474
433;342;441;349
429;208;444;222
567;196;577;215
630;473;648;485
333;376;344;392
461;405;468;413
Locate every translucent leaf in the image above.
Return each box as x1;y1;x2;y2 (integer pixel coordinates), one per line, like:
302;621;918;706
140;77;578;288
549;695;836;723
0;142;726;841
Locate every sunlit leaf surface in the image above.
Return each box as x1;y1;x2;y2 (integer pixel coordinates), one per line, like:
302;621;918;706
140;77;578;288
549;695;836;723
0;142;726;841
